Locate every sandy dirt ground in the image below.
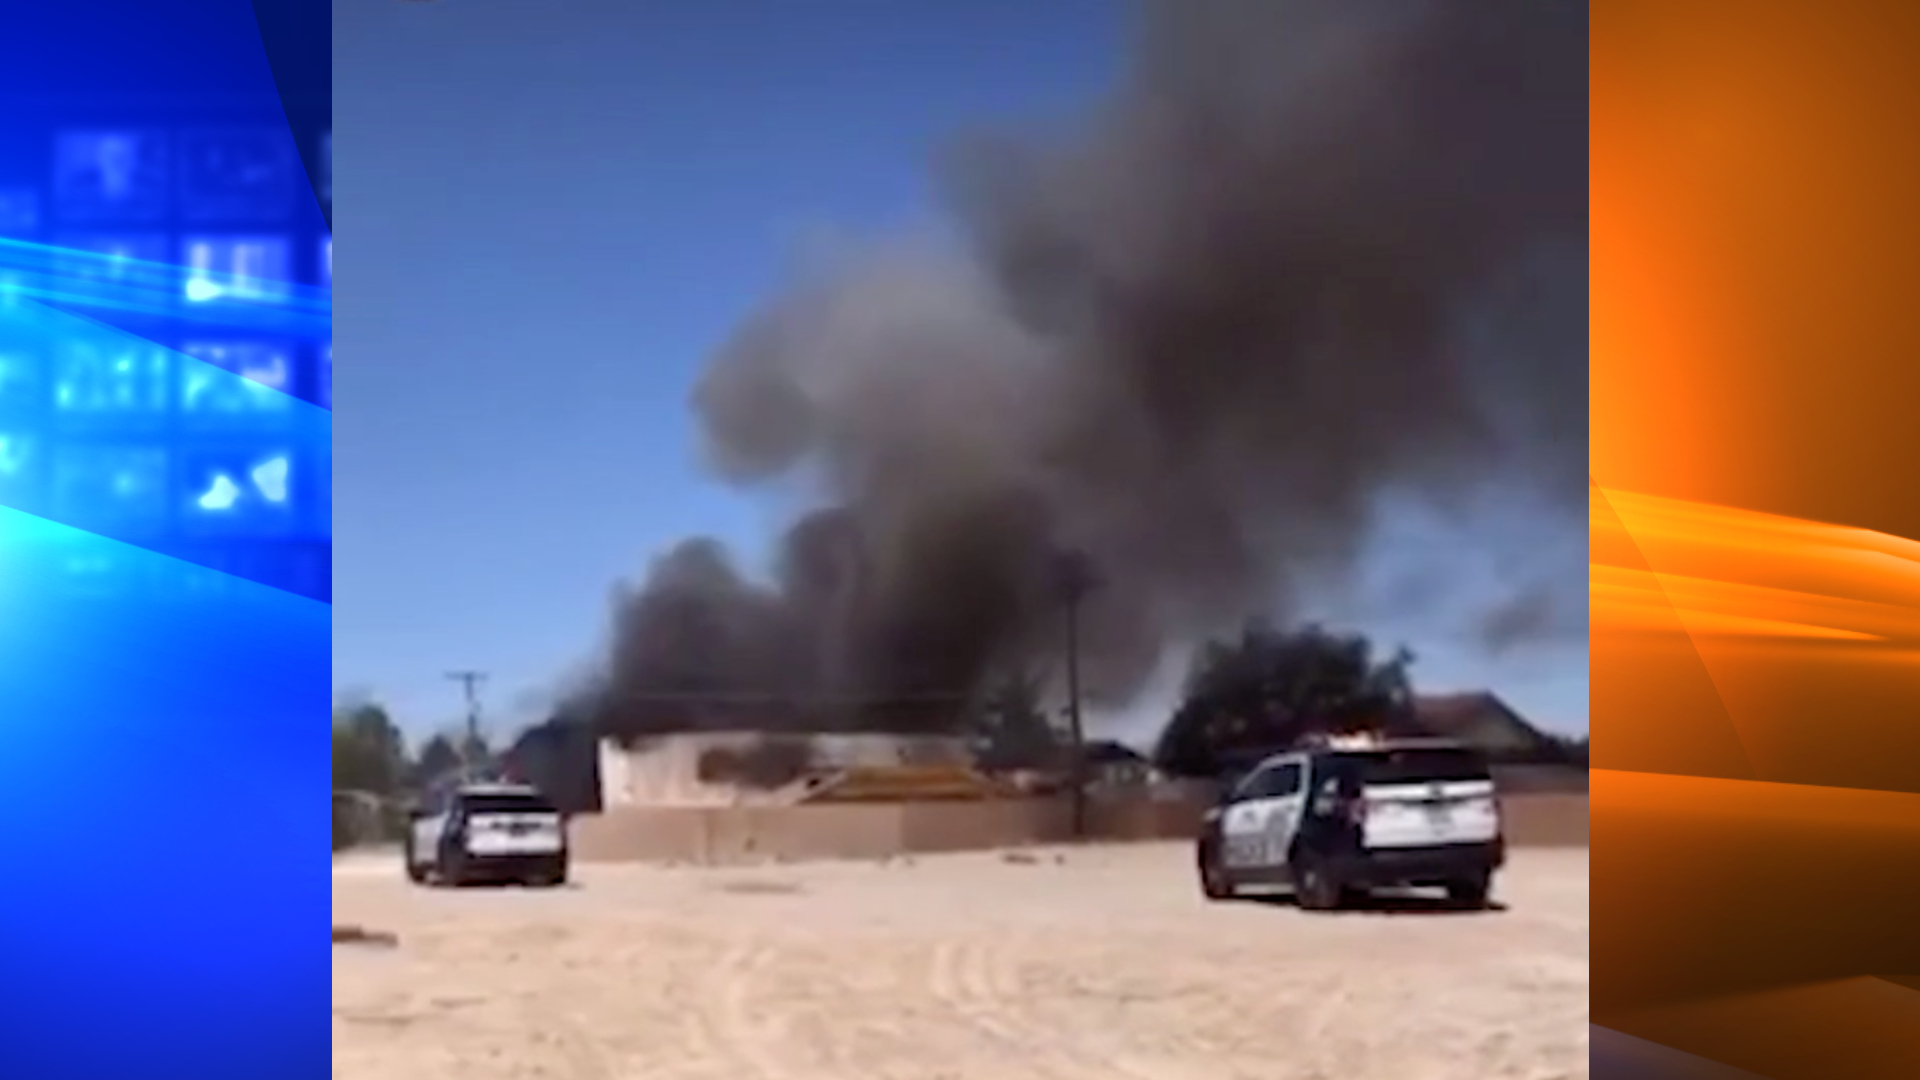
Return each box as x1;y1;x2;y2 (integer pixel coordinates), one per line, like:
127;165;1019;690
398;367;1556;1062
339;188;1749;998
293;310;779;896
334;844;1588;1080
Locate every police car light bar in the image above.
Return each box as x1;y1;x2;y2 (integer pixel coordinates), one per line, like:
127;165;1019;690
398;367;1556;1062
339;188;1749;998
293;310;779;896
1296;731;1387;750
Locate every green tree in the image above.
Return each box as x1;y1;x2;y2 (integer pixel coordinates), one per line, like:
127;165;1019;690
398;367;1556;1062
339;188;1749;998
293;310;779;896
411;732;464;787
1152;621;1416;778
332;702;407;797
332;701;408;850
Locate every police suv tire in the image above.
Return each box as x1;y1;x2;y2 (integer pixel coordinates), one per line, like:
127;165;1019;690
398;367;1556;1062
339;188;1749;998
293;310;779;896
403;838;429;885
530;857;569;889
1197;842;1233;901
1294;861;1345;911
1446;873;1492;909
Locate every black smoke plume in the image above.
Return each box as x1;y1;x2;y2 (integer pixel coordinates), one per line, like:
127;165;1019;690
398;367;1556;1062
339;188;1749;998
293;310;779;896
588;0;1587;741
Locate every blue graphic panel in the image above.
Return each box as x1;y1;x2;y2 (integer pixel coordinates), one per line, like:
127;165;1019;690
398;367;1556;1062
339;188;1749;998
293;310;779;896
0;2;331;1077
0;507;330;1079
0;296;330;600
52;129;172;223
180;127;300;222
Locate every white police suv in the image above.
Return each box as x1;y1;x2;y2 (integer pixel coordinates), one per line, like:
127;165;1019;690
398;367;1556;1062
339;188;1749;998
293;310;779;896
404;781;569;888
1195;736;1504;910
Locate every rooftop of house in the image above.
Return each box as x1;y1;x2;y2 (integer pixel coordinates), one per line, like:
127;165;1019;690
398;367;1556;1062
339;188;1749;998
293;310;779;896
1408;691;1551;751
1081;739;1148;762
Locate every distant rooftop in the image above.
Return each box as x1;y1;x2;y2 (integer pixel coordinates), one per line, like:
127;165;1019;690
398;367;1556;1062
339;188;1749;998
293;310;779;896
1408;691;1550;752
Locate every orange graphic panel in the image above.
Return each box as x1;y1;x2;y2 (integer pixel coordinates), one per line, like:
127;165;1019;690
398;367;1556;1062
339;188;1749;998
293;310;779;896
1593;1;1920;1076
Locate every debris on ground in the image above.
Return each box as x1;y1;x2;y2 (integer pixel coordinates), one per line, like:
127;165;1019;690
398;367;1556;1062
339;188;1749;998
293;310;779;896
333;925;399;948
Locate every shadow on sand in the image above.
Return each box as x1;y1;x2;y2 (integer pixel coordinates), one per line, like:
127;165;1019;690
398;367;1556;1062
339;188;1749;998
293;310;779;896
1239;889;1509;916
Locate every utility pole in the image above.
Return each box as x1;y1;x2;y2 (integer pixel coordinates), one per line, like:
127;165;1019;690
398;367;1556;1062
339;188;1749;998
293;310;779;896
1055;550;1099;839
446;670;487;781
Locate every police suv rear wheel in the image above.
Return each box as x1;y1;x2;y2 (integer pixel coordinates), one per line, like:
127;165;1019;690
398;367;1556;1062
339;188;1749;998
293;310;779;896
1446;873;1492;909
403;841;429;885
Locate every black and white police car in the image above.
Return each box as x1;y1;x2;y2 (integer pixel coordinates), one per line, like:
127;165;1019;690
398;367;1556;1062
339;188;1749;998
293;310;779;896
1195;735;1505;910
404;781;570;888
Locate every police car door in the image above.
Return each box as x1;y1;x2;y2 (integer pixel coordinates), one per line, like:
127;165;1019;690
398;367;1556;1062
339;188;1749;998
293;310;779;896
1220;760;1306;871
1252;760;1306;868
410;789;451;867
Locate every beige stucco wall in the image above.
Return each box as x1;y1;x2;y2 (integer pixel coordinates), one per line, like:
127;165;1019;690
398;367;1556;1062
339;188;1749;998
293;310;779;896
571;792;1588;865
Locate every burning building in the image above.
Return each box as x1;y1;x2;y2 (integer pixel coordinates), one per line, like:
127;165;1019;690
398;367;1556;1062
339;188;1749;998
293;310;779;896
557;0;1585;785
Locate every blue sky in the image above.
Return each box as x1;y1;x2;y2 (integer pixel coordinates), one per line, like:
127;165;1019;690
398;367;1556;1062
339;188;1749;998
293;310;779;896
334;0;1588;744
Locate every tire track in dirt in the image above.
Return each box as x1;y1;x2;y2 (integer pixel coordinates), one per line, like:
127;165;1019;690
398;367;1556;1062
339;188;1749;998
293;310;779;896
650;933;736;1080
528;995;622;1080
687;933;837;1080
926;935;1064;1074
334;846;1589;1080
925;929;1176;1080
667;927;938;1080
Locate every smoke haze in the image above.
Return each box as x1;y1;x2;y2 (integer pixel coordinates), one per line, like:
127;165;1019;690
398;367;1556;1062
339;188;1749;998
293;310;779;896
588;0;1587;740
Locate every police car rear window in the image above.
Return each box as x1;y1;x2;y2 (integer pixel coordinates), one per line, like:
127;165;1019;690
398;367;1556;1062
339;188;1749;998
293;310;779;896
1332;749;1490;785
462;792;557;815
